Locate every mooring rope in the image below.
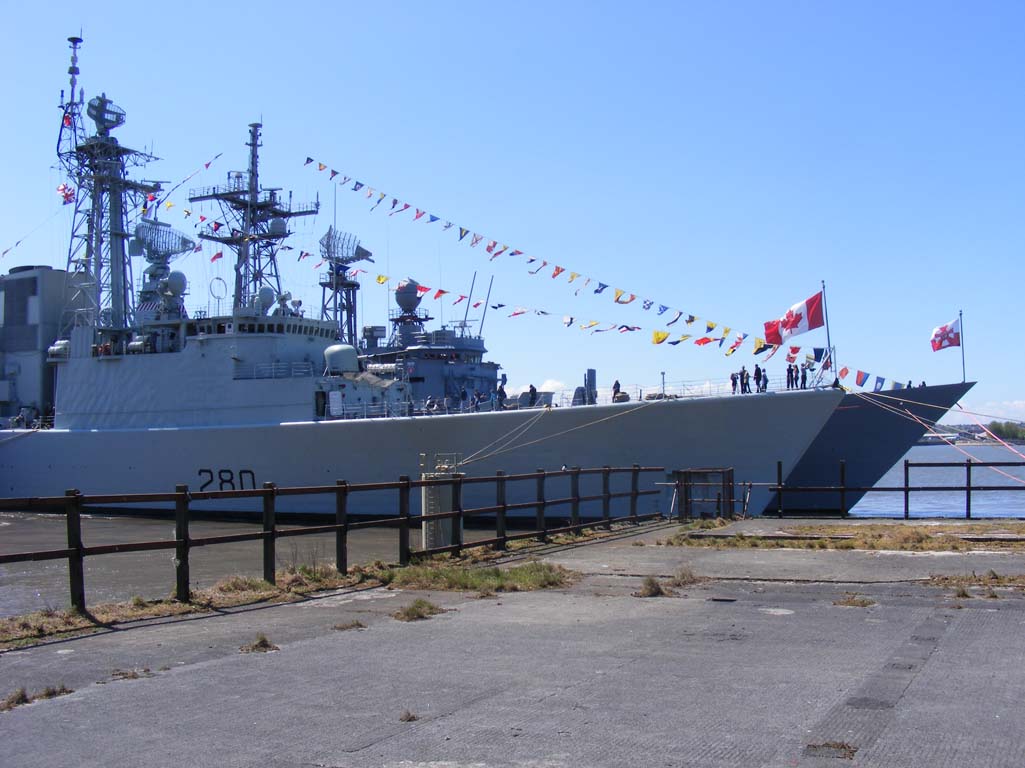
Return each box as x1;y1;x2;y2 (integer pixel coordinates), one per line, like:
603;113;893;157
462;399;661;467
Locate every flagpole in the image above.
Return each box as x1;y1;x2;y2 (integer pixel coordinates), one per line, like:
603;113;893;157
821;280;836;377
959;308;965;383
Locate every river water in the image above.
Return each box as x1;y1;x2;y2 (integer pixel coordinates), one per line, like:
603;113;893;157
850;444;1025;518
2;444;1023;618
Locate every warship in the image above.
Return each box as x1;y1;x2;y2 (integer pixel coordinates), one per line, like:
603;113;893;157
0;37;849;517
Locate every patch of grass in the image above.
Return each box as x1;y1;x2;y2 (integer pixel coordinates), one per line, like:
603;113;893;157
240;633;279;653
931;572;1025;592
214;575;275;594
399;709;419;722
34;684;73;700
0;688;30;712
631;540;645;547
984;587;1000;599
833;593;875;608
806;741;857;760
388;561;573;593
1;684;73;713
667;567;701;587
130;595;146;608
332;620;367;632
954;585;972;599
393;599;445;622
111;668;153;681
633;576;676;598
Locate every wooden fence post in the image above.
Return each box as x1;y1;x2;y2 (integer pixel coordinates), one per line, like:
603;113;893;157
536;468;547;542
601;466;611;529
174;484;190;602
903;460;910;520
630;464;640;523
496;471;507;551
451;474;464;555
839;460;847;518
65;489;85;614
262;482;276;585
335;480;349;574
570;467;581;527
777;461;784;518
398;475;410;566
965;459;972;520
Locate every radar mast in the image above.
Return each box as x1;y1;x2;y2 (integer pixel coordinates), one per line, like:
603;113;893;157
57;35;160;335
189;123;319;313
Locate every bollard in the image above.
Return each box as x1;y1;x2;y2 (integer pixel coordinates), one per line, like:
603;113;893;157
174;484;190;602
335;480;349;574
262;482;276;585
65;489;85;613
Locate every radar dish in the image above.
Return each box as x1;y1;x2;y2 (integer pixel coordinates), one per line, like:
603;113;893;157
87;93;126;135
319;226;374;267
132;219;195;263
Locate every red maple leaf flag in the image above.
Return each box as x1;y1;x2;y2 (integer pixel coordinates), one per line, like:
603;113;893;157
930;318;961;351
763;291;825;345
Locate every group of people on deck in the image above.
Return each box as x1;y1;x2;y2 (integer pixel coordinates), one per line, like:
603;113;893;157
785;363;810;390
730;365;769;394
425;382;532;413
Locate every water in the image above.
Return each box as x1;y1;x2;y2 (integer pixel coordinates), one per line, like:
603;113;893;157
851;444;1025;518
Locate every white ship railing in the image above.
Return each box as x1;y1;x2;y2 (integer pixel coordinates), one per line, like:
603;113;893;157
234;361;316;380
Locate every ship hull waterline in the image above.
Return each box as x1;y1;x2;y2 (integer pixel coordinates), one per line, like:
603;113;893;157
3;389;844;518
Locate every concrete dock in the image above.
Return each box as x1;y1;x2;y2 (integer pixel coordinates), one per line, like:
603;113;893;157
2;520;1025;767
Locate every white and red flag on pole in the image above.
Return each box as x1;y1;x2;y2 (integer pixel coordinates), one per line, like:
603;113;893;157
930;318;961;351
763;291;825;346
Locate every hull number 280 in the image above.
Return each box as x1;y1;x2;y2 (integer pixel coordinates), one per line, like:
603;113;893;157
197;468;257;491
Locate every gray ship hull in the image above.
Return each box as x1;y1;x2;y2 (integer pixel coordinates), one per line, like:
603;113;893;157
763;382;975;515
3;389;844;517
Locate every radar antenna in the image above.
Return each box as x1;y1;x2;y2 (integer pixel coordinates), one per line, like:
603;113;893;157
317;225;373;345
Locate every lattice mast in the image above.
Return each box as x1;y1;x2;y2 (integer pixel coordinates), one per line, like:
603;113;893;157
189;123;319;313
318;226;373;345
56;35;159;334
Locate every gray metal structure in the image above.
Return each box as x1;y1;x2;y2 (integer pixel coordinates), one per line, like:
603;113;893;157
57;36;159;337
189;123;319;312
318;226;372;346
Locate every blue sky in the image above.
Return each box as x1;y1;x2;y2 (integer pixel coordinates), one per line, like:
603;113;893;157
1;1;1022;422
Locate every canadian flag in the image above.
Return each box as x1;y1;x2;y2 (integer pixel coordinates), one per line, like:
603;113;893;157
763;291;825;346
930;318;961;351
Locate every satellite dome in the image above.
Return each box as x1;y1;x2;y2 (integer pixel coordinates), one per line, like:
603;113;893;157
257;286;276;314
324;344;359;375
395;279;422;313
166;271;188;297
